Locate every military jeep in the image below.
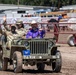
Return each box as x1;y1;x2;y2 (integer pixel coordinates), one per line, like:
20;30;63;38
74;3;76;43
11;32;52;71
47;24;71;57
0;38;62;73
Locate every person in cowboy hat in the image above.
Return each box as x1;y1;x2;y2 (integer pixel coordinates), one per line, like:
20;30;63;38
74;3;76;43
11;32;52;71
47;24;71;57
26;20;45;39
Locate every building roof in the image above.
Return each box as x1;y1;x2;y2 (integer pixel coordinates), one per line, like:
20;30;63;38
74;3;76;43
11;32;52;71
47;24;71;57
40;11;68;16
60;5;76;10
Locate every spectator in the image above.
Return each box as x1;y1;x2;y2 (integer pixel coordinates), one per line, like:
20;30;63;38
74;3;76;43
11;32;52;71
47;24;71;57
58;15;62;21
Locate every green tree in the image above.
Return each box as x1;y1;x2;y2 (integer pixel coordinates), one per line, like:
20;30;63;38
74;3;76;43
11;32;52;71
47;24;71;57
72;0;76;5
0;0;76;8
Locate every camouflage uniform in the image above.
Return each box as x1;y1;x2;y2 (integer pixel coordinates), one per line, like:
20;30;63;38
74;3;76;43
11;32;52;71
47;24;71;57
1;20;28;49
0;20;8;43
16;28;27;37
1;21;18;49
15;21;28;37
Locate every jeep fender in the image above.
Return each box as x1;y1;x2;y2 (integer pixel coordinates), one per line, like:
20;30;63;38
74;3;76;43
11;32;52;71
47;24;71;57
51;45;60;55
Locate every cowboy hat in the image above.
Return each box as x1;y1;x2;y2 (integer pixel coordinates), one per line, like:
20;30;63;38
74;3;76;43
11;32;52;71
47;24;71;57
30;20;37;25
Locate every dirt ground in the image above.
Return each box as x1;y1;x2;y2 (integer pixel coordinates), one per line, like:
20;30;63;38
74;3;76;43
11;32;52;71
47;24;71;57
0;32;76;75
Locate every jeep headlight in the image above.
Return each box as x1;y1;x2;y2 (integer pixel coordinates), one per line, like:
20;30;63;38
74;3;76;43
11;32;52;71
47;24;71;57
18;41;22;45
25;41;29;46
49;41;53;47
17;40;22;45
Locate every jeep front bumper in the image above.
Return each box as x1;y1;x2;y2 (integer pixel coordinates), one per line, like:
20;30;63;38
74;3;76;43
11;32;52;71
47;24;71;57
23;55;59;60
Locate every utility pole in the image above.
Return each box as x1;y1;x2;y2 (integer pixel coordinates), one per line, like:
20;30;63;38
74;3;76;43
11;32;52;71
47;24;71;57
18;0;19;8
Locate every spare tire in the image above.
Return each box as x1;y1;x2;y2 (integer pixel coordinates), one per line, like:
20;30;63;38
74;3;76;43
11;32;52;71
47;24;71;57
67;35;75;46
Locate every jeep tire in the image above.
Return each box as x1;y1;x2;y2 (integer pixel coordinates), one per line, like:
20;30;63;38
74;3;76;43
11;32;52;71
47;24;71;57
52;51;62;72
37;63;45;71
13;51;22;73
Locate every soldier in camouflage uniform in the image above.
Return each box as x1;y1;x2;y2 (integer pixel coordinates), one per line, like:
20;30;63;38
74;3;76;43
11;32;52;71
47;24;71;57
0;19;17;49
15;21;28;38
1;20;27;49
0;18;11;43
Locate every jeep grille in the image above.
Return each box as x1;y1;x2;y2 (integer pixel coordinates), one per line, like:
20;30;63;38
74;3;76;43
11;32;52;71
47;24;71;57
30;41;48;54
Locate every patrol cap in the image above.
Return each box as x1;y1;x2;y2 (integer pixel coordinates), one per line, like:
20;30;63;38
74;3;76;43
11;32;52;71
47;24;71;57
11;24;15;26
16;20;23;25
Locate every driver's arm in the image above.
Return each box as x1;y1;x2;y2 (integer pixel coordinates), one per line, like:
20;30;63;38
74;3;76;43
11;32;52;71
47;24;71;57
26;31;32;39
39;29;46;38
